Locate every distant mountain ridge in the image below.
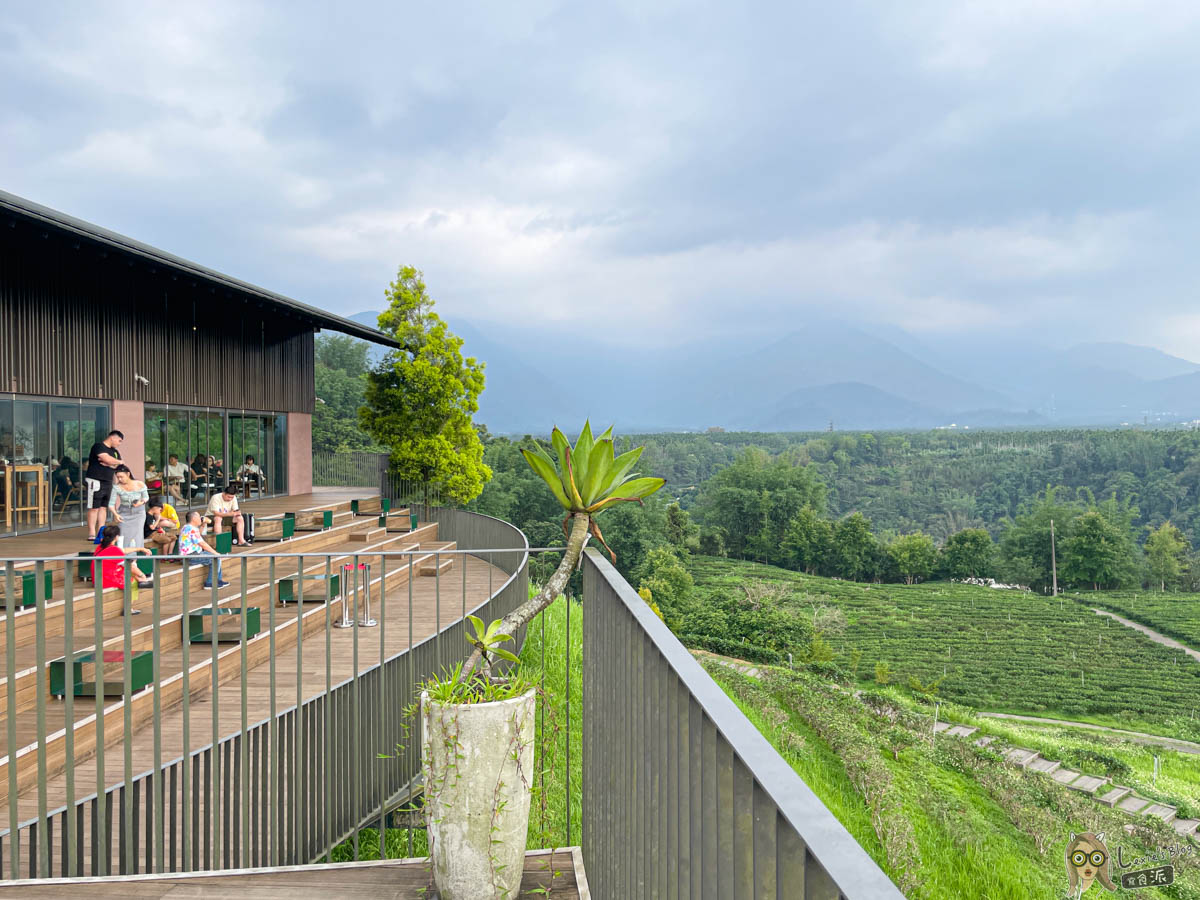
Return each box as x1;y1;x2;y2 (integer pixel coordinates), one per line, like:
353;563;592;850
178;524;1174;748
339;310;1200;432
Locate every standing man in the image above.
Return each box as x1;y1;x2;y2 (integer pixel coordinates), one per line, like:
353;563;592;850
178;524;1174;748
85;429;124;542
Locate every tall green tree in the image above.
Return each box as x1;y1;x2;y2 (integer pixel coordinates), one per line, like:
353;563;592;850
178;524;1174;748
664;502;700;554
999;487;1079;592
888;533;937;585
361;266;491;505
941;528;995;579
1145;522;1188;591
782;506;833;574
313;334;382;453
831;512;876;581
1061;511;1127;590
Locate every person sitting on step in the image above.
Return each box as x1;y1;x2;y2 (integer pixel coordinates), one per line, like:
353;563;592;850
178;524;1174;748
179;510;229;588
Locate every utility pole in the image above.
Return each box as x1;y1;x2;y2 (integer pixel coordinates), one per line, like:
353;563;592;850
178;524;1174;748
1050;518;1058;597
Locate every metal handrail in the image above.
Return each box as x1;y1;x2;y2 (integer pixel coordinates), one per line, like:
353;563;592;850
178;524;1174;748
582;549;903;899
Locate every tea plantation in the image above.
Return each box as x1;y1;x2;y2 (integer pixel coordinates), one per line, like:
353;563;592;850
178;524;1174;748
686;557;1200;741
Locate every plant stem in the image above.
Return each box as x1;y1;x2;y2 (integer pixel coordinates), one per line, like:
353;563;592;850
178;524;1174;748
466;513;590;672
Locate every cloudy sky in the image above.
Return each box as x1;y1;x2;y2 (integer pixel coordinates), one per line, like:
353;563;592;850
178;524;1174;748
3;1;1200;355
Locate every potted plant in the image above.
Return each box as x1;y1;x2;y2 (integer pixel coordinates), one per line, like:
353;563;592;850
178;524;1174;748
418;616;533;900
419;423;663;897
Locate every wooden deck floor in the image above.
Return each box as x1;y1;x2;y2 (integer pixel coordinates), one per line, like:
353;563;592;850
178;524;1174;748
0;848;587;898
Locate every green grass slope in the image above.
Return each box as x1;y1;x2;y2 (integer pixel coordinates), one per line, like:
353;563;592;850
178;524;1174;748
709;663;1200;899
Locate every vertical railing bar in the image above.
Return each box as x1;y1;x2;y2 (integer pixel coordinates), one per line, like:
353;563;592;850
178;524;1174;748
152;564;163;873
63;563;77;876
434;551;441;673
323;554;332;863
406;551;413;860
294;559;304;864
239;555;250;868
209;565;221;870
181;565;192;871
268;554;278;866
378;551;387;858
351;553;360;861
34;560;49;877
90;562;109;875
566;583;572;849
5;563;19;879
122;577;134;876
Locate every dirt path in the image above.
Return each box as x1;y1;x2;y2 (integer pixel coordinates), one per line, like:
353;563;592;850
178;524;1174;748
977;712;1200;755
1091;607;1200;665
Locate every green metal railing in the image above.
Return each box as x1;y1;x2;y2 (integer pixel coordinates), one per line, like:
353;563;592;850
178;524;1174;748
0;508;528;879
582;549;903;899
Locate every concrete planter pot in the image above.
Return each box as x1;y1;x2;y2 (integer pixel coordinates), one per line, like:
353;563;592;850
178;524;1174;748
421;687;536;900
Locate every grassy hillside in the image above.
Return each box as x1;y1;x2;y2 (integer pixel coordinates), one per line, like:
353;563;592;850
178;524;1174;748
709;663;1200;899
686;556;1200;741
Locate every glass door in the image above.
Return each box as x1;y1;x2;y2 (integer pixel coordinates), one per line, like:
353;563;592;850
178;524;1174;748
50;403;84;527
0;398;12;536
11;400;50;532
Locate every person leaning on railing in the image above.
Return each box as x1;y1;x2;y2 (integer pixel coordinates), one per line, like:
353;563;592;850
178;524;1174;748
179;510;228;588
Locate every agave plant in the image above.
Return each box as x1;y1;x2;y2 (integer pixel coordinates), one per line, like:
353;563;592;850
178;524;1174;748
467;422;664;671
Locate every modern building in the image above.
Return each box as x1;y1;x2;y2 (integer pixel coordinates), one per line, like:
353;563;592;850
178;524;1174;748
0;189;397;537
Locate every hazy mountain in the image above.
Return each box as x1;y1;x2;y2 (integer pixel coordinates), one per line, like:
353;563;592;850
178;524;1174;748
1063;342;1200;381
337;310;1198;432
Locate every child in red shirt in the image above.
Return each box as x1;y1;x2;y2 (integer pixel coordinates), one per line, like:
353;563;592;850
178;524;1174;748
91;524;152;614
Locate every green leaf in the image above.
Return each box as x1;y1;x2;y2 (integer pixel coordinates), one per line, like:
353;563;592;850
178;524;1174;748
551;427;576;505
587;476;666;513
574;420;595;469
521;448;571;510
491;647;520;664
596;446;643;497
564;446;584;507
466;614;485;641
580;439;613;506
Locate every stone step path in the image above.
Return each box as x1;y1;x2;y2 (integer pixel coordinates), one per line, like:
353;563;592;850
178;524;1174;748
937;720;1188;833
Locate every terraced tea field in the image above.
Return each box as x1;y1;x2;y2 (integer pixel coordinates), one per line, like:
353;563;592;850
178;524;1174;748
688;557;1200;741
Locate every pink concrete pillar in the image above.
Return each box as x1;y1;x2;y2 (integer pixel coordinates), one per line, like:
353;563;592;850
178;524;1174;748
288;412;312;495
111;399;145;478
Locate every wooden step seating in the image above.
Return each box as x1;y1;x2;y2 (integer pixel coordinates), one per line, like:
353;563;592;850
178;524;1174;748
48;650;155;697
254;513;295;541
383;509;416;532
0;520;450;806
349;526;386;543
0;513;373;740
418;542;456;576
186;606;262;642
351;497;391;516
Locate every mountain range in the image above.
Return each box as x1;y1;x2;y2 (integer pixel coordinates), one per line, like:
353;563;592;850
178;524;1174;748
346;312;1200;433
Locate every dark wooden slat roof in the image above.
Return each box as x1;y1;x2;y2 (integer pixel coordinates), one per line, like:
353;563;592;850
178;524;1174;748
0;189;398;349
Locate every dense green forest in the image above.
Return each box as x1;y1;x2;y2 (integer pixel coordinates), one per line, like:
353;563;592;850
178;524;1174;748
468;427;1200;594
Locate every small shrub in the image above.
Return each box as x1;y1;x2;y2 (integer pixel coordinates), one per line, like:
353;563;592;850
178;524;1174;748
875;661;892;685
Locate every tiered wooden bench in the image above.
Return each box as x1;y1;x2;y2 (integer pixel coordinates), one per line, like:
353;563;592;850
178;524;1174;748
350;497;391;516
255;513;296;541
419;541;456;576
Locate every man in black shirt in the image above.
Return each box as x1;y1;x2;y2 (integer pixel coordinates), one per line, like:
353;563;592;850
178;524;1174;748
85;430;124;541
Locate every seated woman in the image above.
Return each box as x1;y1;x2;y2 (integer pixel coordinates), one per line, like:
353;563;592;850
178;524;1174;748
92;524;152;614
144;458;163;493
236;455;264;493
53;455;77;500
165;453;187;502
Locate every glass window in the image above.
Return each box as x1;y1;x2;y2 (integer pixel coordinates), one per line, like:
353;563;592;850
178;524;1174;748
167;407;191;508
273;413;287;496
51;403;83;527
0;397;13;536
12;400;50;530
